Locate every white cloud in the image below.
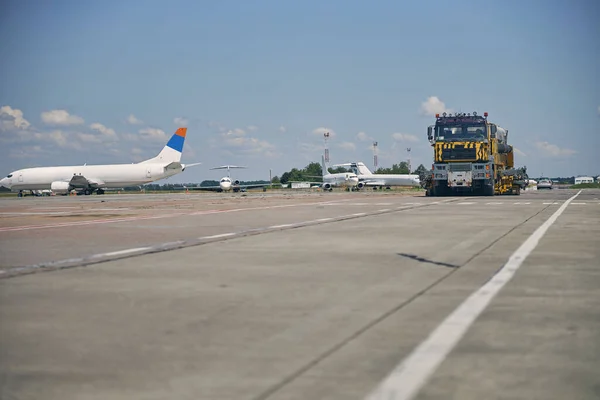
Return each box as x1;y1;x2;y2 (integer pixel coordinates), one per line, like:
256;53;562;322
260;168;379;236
8;145;46;159
311;127;336;138
174;117;189;126
0;105;31;130
208;120;227;133
392;132;419;142
297;142;324;154
139;127;168;141
90;122;117;139
246;125;258;132
420;96;452;116
46;130;71;148
127;114;143;125
338;141;356;151
279;125;287;133
77;132;103;143
224;128;246;137
534;141;576;157
41;109;84;125
356;131;373;142
223;136;279;158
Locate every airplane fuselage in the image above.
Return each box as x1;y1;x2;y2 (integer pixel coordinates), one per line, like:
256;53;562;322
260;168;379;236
358;173;420;187
1;163;181;192
322;173;359;189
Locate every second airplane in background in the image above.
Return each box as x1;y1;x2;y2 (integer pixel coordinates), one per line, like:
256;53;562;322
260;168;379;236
292;156;359;191
192;165;275;192
333;161;420;189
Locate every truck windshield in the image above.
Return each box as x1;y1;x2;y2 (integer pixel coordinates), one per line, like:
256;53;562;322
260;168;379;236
435;124;487;142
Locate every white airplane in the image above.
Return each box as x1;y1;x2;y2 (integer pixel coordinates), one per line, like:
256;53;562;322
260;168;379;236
192;165;276;192
0;127;201;197
333;161;420;189
293;156;359;191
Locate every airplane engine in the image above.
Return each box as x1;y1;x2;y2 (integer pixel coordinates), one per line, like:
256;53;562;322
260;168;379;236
322;183;332;190
357;182;365;189
233;180;240;186
50;181;70;194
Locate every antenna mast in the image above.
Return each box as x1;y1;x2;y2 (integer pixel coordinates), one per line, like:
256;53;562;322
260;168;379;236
324;131;330;163
373;141;378;170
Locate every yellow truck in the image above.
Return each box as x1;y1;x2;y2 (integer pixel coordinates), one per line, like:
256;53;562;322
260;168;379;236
423;112;527;196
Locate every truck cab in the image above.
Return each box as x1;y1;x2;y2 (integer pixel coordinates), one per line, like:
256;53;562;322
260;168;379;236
424;112;525;196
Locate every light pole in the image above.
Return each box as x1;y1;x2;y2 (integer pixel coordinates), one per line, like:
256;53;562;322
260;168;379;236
373;141;378;170
324;132;330;163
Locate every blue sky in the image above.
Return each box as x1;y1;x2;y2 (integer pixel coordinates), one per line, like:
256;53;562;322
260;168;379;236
1;0;599;182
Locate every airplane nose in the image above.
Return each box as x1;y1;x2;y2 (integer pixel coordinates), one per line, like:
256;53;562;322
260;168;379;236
0;178;9;188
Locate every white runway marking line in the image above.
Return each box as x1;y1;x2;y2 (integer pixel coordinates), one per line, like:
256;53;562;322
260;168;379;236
351;213;367;217
98;247;152;257
458;202;475;205
269;224;294;229
202;233;236;239
365;190;582;400
0;199;353;233
378;209;391;212
314;217;333;222
486;202;503;205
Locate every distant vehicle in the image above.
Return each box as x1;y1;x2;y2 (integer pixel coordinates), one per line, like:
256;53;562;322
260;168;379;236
0;127;201;197
537;178;553;189
574;176;594;185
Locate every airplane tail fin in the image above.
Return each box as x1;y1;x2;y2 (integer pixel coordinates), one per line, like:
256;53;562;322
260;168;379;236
140;127;187;164
321;155;329;177
356;162;373;175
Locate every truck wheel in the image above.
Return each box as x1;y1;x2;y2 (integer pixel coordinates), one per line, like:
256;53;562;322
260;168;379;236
483;184;495;196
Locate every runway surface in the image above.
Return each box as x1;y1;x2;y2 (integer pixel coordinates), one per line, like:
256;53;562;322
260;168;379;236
0;189;599;400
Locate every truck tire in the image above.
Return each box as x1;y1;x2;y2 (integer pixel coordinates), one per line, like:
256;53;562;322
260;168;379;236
483;184;495;196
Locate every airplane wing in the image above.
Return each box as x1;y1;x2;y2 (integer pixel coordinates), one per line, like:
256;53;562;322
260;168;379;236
164;161;183;171
182;162;202;171
288;180;323;185
184;185;223;191
237;183;281;189
69;175;106;188
359;179;386;186
332;163;354;167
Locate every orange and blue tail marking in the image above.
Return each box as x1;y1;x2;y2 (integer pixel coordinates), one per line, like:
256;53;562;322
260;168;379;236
166;127;187;152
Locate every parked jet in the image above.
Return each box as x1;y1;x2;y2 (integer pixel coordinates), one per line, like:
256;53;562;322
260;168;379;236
333;161;420;189
192;165;275;192
0;127;200;196
293;156;359;191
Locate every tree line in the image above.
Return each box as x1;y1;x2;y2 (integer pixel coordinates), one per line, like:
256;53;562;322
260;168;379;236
276;161;429;185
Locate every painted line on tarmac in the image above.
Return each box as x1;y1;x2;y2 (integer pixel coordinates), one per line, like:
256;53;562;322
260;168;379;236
0;198;359;233
96;247;152;257
364;190;582;400
0;199;456;279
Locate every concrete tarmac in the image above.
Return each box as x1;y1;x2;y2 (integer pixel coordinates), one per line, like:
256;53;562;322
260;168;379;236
0;189;598;400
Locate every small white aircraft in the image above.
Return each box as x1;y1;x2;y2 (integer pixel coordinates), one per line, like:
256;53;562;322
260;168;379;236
192;165;275;192
333;161;420;189
292;156;359;191
0;127;201;197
